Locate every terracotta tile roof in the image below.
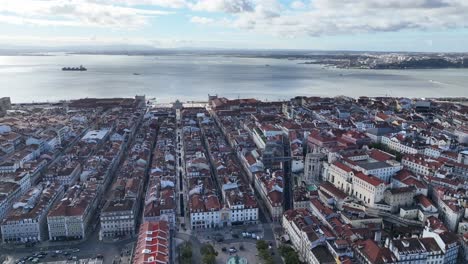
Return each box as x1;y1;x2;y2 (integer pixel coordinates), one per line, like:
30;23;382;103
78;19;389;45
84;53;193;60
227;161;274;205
205;195;221;211
403;154;443;169
332;161;353;173
133;221;169;264
369;149;394;162
376;112;390;121
189;194;204;212
354;172;385;187
319;181;348;200
401;177;427;189
244;153;257;166
359;239;395;264
310;198;334;216
393;169;414;182
268;190;283;205
425;216;448;233
415;194;434;209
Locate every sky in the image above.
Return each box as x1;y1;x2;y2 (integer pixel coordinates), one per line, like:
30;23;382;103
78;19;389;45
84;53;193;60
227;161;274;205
0;0;468;52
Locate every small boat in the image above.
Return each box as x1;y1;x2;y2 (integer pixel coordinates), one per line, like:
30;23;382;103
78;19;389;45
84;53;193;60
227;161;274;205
62;65;87;71
133;73;141;75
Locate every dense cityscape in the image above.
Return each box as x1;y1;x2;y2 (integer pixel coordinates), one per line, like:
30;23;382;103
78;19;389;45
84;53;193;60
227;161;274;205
0;95;466;264
2;0;468;264
282;53;468;70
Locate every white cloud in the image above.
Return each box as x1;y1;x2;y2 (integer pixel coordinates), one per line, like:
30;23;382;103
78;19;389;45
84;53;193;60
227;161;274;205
0;0;172;28
90;0;189;9
0;14;83;27
190;16;214;24
290;1;305;10
226;0;468;37
191;0;254;13
1;0;468;40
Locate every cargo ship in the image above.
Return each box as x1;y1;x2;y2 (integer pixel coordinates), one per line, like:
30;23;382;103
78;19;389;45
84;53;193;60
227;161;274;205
62;65;87;71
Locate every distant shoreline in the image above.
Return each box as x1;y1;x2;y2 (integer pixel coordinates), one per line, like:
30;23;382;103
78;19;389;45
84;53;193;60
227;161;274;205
2;51;467;70
9;96;468;106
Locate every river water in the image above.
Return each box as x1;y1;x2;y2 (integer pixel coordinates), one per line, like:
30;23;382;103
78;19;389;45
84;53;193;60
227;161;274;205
0;54;466;103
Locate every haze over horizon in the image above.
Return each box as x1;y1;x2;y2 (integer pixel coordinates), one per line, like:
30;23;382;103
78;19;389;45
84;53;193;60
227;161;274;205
1;0;468;52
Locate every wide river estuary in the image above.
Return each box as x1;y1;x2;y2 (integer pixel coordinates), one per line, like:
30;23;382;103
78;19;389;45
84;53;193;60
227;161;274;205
0;54;467;103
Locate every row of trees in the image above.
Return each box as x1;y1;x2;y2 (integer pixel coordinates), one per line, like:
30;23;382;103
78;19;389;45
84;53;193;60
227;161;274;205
181;239;300;264
256;240;274;264
257;240;301;264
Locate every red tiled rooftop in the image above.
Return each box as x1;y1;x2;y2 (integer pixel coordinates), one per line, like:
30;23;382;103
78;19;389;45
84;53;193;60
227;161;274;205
354;172;385;187
426;216;448;233
393;169;414;182
310;198;334;216
268;190;283;205
359;239;395;264
319;181;348;200
369;149;394;162
332;161;353;173
133;221;170;264
401;177;427;189
415;194;434;208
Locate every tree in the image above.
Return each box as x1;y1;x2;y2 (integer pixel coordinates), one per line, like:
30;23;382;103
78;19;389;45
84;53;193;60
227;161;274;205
279;245;300;264
202;253;216;264
284;251;300;264
200;243;218;264
180;242;192;264
256;240;268;251
257;240;275;264
201;243;217;256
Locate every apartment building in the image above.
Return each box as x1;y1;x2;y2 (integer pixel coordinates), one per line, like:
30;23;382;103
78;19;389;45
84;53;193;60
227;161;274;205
47;182;100;240
282;209;335;264
1;182;63;242
133;221;170;264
